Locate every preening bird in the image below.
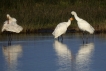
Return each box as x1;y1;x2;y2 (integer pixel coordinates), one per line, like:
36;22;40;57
2;14;23;33
1;14;23;45
71;11;95;34
52;18;73;41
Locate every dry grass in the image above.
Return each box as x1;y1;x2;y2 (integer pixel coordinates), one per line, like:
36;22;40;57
0;0;106;33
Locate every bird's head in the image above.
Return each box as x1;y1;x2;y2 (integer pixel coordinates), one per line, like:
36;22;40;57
71;11;76;15
6;14;11;24
6;14;10;20
70;14;74;21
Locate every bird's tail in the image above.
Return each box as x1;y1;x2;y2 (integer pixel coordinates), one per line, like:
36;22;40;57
52;32;58;38
89;26;95;34
1;24;5;32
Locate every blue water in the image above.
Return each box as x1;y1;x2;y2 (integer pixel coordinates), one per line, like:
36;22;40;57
0;33;106;71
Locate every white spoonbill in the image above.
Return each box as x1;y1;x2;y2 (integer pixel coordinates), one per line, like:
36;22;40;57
71;11;95;34
52;17;73;41
1;14;23;44
2;14;23;33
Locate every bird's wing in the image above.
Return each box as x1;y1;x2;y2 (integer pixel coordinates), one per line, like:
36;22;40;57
1;21;8;32
78;19;95;34
2;20;23;33
55;22;67;32
12;18;17;22
56;22;66;27
52;22;67;38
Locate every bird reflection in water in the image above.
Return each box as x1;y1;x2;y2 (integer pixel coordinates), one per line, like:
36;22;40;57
2;44;22;71
75;43;94;71
53;40;73;71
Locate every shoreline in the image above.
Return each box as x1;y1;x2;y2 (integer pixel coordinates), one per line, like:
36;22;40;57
0;28;105;35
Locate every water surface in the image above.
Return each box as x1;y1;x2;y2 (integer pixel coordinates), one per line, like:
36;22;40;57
0;33;106;71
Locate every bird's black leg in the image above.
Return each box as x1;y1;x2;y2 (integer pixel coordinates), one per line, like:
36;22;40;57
61;35;63;42
85;32;88;43
8;32;12;46
82;31;85;44
58;37;59;41
92;34;95;42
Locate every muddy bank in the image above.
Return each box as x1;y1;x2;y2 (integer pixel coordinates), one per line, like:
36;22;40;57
0;28;104;35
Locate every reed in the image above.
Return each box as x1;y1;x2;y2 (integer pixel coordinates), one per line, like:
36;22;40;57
0;0;106;33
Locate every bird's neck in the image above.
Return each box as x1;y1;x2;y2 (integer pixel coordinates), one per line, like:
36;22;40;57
73;13;81;21
66;20;71;27
8;20;9;24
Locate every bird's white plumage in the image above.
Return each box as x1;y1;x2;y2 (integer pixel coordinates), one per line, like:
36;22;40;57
52;19;72;38
71;11;94;34
2;14;23;33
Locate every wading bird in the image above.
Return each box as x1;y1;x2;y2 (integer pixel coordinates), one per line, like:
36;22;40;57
2;14;23;33
71;11;95;43
52;17;73;41
1;14;23;44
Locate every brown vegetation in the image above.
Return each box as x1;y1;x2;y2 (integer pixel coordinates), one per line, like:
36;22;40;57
0;0;106;33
